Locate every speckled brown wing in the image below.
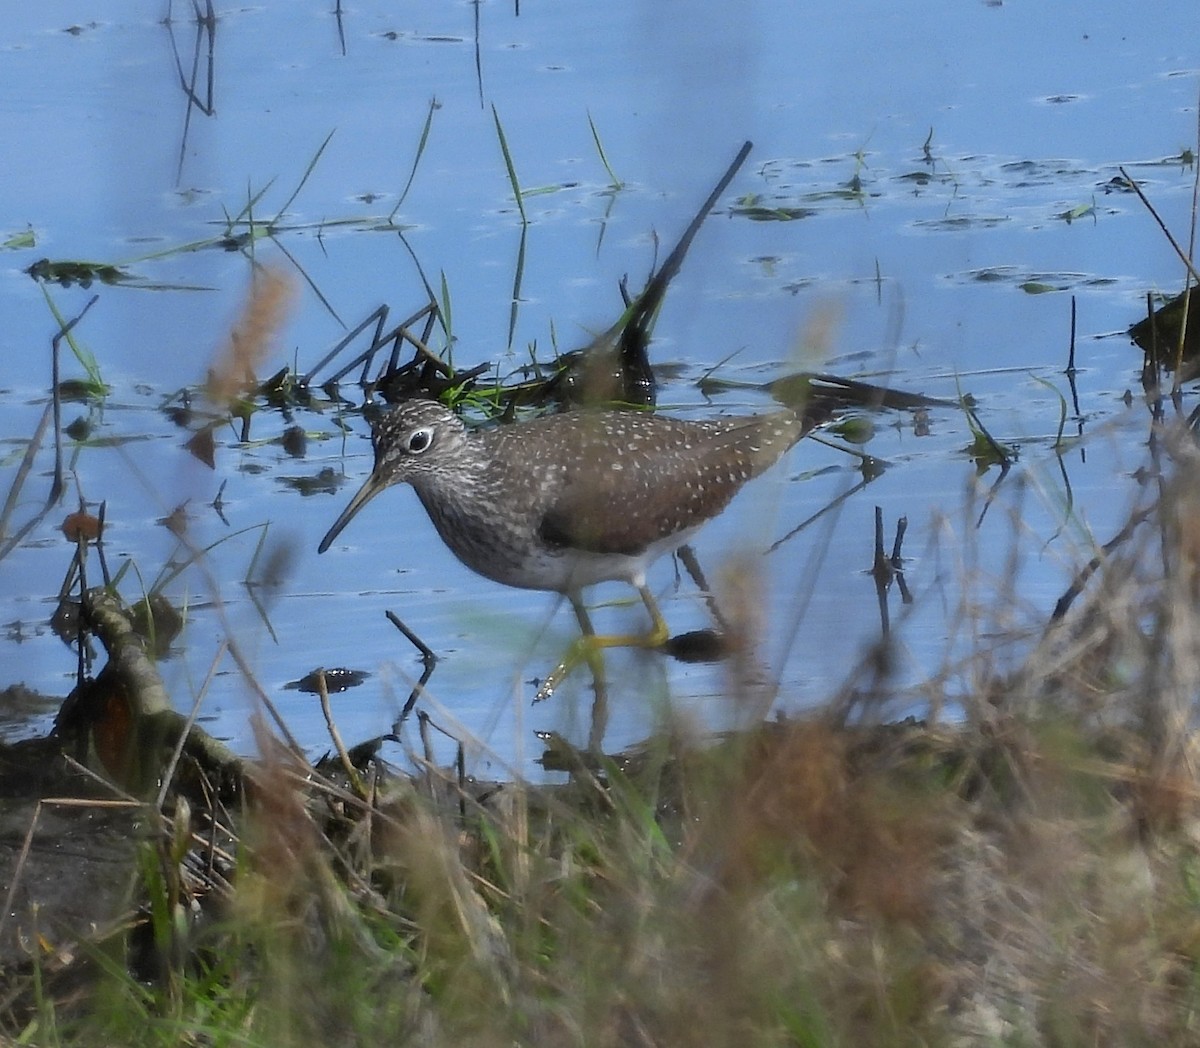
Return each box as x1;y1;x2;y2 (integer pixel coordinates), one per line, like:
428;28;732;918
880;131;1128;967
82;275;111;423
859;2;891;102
536;411;810;556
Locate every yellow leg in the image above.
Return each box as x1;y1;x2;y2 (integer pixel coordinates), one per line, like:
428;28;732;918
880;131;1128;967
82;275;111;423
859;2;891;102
535;584;670;703
635;583;671;649
567;593;608;751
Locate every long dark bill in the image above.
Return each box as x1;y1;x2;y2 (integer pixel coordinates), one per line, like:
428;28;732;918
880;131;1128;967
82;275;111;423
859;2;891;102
317;472;389;554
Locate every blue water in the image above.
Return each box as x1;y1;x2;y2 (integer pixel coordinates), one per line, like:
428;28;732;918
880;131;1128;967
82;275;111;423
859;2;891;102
0;1;1195;777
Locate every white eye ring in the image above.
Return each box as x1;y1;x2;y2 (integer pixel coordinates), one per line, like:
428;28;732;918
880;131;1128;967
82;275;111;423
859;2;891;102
406;427;434;454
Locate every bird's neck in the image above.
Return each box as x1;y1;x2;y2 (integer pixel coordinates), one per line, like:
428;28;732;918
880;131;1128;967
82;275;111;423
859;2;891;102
410;463;503;543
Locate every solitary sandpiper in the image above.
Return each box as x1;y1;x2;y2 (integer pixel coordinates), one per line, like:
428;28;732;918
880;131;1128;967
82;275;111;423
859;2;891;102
318;399;820;702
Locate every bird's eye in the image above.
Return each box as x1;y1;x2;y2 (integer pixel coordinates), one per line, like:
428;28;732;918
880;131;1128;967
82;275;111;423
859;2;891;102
406;427;434;454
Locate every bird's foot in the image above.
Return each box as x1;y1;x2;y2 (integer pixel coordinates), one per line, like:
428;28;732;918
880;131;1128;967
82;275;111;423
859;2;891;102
534;621;670;703
534;638;596;702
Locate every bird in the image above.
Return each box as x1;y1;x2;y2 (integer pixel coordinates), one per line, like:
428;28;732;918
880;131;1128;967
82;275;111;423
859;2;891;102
317;399;820;710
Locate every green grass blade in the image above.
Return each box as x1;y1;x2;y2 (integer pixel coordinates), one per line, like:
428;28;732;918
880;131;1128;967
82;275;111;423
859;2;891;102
272;129;336;225
40;285;106;394
587;111;623;190
390;97;438;222
491;104;527;226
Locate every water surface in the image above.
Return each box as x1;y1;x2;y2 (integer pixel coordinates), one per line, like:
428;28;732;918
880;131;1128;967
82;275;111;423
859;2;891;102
1;1;1196;777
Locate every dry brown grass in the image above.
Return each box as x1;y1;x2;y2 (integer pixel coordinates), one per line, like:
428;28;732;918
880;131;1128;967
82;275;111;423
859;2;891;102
11;429;1200;1046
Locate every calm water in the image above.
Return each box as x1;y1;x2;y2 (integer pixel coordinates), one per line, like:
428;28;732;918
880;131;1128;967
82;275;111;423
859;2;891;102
1;1;1196;777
